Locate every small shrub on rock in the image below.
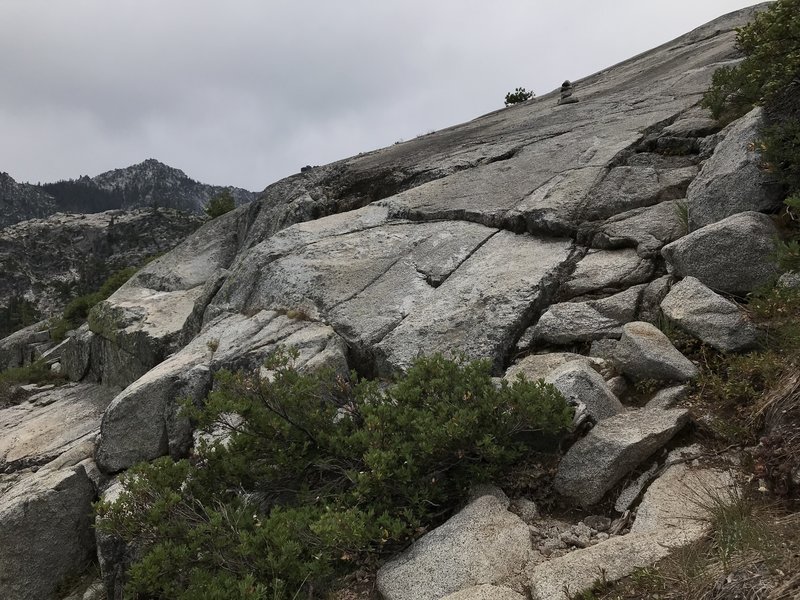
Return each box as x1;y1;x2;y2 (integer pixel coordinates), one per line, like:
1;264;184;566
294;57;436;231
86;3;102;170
504;87;535;106
96;351;570;598
204;190;236;219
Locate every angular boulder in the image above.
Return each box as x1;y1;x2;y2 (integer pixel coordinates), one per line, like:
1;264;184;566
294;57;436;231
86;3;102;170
530;285;645;345
544;362;624;422
687;107;782;230
554;407;689;506
0;383;115;472
443;585;526;600
561;249;654;297
661;211;780;295
613;321;698;382
376;492;532;600
660;276;759;352
96;310;348;473
504;352;601;383
0;466;96;600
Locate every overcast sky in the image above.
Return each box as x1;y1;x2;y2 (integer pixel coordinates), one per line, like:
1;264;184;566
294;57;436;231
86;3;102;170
0;1;760;191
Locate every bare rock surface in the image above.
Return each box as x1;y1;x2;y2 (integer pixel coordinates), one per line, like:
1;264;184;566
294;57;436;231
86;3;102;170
504;352;599;382
96;310;347;473
687;107;782;230
0;466;96;600
442;585;526;600
562;248;654;297
528;533;671;600
661;276;759;352
661;211;780;295
544;362;624;422
0;209;204;324
584;199;687;258
376;492;532;600
631;462;734;543
613;321;698;381
529;285;646;346
0;383;115;472
531;463;734;599
554;407;690;506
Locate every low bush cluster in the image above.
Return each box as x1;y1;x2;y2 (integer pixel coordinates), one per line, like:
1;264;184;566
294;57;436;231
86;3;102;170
97;351;571;598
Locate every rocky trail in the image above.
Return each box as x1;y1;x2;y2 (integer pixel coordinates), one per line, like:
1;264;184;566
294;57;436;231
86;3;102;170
0;4;792;599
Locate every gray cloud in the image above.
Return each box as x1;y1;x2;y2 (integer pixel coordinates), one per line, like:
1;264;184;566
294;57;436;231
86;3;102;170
0;0;759;190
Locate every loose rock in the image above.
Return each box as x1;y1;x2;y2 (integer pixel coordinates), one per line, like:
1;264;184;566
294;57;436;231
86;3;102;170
613;321;698;382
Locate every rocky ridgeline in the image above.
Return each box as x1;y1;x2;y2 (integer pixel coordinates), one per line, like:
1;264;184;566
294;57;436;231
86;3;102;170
0;159;257;229
0;5;785;599
0;208;205;322
0;172;57;230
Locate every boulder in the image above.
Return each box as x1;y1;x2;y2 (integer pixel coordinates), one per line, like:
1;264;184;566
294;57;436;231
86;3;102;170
0;383;115;472
687;107;782;230
660;276;759;352
645;385;690;410
531;463;735;599
613;321;698;382
530;285;645;345
504;352;600;383
661;211;780;295
582;165;697;222
583;200;687;258
528;533;671;600
562;249;654;297
631;462;734;543
544;362;624;422
0;321;51;371
0;466;96;600
554;407;689;506
96;311;348;474
442;585;526;600
376;493;532;600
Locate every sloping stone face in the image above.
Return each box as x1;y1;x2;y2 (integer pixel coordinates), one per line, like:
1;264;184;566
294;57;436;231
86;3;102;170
376;493;532;600
687;107;783;230
661;276;760;352
554;407;689;506
661;211;780;295
0;466;96;600
96;311;348;474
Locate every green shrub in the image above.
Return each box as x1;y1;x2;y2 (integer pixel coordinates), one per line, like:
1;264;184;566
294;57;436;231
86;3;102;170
504;87;534;106
0;360;67;407
702;0;800;122
97;351;571;598
49;266;138;341
204;190;236;219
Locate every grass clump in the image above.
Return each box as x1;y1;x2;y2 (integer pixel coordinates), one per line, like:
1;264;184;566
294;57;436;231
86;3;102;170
96;350;571;599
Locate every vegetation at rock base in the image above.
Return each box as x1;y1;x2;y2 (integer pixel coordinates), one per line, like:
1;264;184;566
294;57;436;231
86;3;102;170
204;189;236;219
96;352;571;599
0;295;40;339
49;265;138;341
504;87;535;106
0;359;67;408
701;0;800;124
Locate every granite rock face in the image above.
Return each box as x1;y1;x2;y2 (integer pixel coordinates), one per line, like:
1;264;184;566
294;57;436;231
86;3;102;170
376;491;532;600
613;321;699;382
687;107;782;230
661;211;780;294
661;276;760;352
0;466;96;600
0;5;776;597
554;407;690;506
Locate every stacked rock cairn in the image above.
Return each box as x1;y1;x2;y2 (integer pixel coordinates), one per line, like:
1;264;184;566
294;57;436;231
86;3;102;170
558;80;579;105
